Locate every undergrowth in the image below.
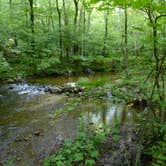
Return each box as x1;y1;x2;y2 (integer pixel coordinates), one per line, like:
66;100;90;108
44;120;106;166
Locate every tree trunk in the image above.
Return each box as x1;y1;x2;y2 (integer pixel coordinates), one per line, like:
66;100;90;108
28;0;35;52
102;8;109;57
82;2;86;56
146;10;166;119
73;0;79;54
63;0;69;58
79;0;86;56
56;0;63;60
124;6;128;73
74;0;79;25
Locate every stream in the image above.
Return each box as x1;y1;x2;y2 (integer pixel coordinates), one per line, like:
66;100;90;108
0;73;140;165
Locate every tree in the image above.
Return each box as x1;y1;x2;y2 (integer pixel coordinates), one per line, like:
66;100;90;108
113;0;132;73
28;0;35;53
56;0;63;60
134;0;166;117
73;0;80;54
102;3;110;57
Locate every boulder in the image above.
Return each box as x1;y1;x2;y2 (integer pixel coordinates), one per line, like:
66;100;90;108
64;82;76;88
64;71;73;76
85;68;95;75
46;82;85;95
7;79;15;84
48;86;62;94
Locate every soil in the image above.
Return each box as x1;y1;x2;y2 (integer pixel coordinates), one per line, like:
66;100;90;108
96;125;141;166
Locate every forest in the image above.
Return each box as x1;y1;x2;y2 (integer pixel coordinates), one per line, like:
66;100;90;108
0;0;166;165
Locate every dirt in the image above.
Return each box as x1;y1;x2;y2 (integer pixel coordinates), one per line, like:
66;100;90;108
96;125;141;166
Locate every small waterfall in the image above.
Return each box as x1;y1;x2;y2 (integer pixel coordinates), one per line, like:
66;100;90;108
8;83;46;96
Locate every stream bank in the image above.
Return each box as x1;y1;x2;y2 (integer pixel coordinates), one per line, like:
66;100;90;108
0;73;146;165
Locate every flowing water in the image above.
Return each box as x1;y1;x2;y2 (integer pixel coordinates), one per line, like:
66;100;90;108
0;73;139;165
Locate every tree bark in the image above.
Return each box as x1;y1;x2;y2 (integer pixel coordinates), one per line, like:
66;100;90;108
63;0;69;58
124;5;128;73
74;0;79;25
73;0;79;54
56;0;63;60
28;0;35;52
102;8;109;57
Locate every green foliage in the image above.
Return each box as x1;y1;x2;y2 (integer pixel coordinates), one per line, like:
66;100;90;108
37;56;61;74
77;77;105;87
0;53;12;78
150;138;166;166
4;159;15;166
136;112;166;166
44;125;105;166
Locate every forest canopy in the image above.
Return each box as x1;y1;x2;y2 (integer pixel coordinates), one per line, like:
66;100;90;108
0;0;166;165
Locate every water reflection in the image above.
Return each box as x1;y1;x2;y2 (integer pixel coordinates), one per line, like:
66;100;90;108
29;72;118;86
75;100;137;129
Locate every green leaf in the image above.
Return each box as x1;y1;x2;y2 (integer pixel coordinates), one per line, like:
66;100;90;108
112;134;121;142
90;150;99;158
73;153;84;161
85;159;95;166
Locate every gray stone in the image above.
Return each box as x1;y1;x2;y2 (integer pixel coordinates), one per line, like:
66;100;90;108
85;68;95;75
49;86;62;94
7;79;15;83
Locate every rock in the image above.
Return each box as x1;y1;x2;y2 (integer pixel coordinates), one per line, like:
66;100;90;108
48;86;62;94
77;92;82;97
114;79;122;84
64;82;76;88
65;92;70;96
15;136;23;142
85;68;95;75
133;98;147;106
120;87;127;92
14;76;24;83
33;130;40;136
7;79;15;84
24;137;29;141
79;87;86;92
8;86;14;90
16;157;22;161
44;86;51;92
89;122;94;125
64;71;73;76
47;82;85;96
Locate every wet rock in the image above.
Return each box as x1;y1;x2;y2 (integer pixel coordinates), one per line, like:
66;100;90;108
33;130;40;136
8;86;14;90
46;82;85;96
44;86;51;92
120;87;127;92
77;92;82;97
24;137;29;141
48;86;62;94
128;98;147;107
65;92;70;96
114;79;122;84
14;76;24;83
7;79;15;84
15;136;23;142
17;157;22;161
85;68;95;75
64;71;73;76
133;98;147;106
63;82;76;88
89;122;94;125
